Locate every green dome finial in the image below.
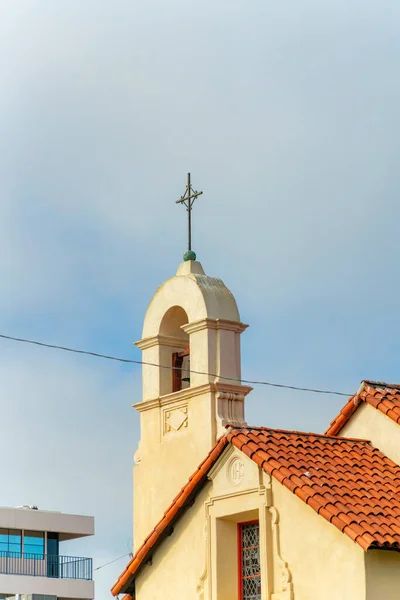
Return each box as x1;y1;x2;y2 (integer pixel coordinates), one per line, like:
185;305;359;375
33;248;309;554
184;250;197;262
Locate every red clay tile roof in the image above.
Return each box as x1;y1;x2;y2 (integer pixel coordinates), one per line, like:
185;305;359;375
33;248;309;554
325;381;400;436
112;425;400;597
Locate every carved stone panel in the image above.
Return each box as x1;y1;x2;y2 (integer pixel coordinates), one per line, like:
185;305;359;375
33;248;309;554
164;404;188;434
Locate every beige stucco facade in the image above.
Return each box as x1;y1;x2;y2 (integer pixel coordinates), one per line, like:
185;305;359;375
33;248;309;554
365;551;400;600
133;260;251;549
134;447;397;599
130;260;400;599
340;402;400;465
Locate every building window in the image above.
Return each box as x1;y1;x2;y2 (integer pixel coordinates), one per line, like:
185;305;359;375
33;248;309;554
47;532;59;578
238;521;261;600
0;529;22;556
172;346;190;392
24;531;44;557
47;532;59;557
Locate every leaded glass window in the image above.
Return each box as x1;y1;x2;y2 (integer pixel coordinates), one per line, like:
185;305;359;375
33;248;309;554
239;522;261;600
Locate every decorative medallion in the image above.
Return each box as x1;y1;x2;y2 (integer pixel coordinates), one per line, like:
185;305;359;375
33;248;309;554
164;405;188;434
227;456;245;485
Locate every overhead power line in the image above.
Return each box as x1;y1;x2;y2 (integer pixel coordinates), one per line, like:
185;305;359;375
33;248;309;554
0;333;351;397
94;552;131;572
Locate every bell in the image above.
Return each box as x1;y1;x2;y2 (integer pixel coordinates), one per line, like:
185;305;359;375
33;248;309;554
181;355;190;385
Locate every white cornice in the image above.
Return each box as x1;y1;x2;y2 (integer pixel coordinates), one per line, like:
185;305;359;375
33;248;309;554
181;318;248;335
215;381;253;396
133;381;252;413
207;445;235;480
134;334;188;351
132;398;161;413
133;384;213;412
159;383;215;406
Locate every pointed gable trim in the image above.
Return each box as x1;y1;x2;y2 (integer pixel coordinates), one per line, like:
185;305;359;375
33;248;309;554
325;381;400;436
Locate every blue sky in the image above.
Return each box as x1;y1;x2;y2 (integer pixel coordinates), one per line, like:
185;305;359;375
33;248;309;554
0;0;399;597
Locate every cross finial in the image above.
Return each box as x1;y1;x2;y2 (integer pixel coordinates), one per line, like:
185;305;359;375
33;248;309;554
176;173;203;261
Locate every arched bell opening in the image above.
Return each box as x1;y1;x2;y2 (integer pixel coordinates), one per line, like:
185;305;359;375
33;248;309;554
159;306;190;393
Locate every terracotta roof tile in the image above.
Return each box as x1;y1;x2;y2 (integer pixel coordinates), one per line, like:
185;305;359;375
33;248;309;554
226;426;400;553
112;424;400;597
326;381;400;436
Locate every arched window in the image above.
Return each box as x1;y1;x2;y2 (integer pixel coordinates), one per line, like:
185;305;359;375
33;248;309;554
159;306;190;394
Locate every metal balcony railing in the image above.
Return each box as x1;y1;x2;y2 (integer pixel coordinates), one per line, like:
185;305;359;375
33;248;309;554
0;552;92;580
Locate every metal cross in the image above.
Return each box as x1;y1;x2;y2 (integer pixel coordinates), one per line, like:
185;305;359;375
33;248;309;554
176;173;203;252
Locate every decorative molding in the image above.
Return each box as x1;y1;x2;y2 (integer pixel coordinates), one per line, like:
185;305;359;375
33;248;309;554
207;445;235;481
198;489;261;600
133;382;252;413
182;318;248;335
132;398;161;413
217;390;247;427
269;507;294;598
215;382;253;396
227;456;245;486
207;487;261;504
199;485;269;600
134;334;188;351
196;516;209;600
133;383;212;412
164;404;188;434
160;383;213;406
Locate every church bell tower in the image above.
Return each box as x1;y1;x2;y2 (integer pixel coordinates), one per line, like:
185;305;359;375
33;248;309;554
132;176;251;549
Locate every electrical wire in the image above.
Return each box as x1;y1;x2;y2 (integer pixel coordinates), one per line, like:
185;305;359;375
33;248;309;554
94;552;131;572
0;333;352;397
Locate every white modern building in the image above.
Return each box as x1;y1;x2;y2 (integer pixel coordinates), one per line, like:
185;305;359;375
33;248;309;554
0;506;94;600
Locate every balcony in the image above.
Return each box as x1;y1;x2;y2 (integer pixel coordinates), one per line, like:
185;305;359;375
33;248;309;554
0;552;92;581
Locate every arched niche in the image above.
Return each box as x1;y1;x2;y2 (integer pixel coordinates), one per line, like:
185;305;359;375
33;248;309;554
159;306;188;338
159;306;190;392
159;306;190;393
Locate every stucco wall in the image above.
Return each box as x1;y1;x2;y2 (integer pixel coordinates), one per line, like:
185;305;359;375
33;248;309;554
135;447;370;600
365;550;400;599
133;260;248;550
133;387;216;549
135;485;208;599
340;402;400;465
272;480;366;600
